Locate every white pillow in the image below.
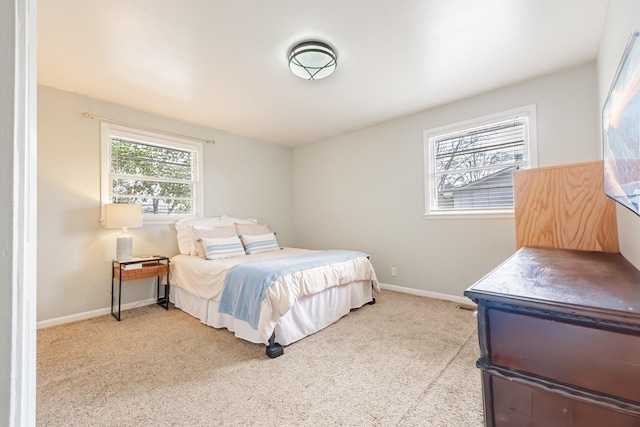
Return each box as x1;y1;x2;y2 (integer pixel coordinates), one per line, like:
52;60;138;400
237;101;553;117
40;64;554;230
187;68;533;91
220;214;258;227
201;236;246;260
235;223;271;236
174;217;223;254
240;232;280;255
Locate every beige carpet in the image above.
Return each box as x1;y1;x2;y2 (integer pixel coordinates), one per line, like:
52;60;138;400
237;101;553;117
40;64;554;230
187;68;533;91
37;290;483;426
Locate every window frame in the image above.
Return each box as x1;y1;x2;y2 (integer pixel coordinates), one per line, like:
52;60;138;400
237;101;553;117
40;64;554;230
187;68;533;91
423;105;537;219
100;123;204;224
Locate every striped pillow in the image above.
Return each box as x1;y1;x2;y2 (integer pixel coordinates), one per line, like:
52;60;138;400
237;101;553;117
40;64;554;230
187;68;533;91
190;225;238;258
200;236;246;260
240;232;280;255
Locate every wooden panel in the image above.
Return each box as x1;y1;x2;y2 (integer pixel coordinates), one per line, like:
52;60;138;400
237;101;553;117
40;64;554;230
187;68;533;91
491;374;533;427
114;263;168;281
491;376;640;427
488;309;640;402
466;248;640;322
514;161;618;252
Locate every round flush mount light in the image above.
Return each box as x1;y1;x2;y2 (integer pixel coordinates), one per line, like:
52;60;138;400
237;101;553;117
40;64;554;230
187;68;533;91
288;41;337;80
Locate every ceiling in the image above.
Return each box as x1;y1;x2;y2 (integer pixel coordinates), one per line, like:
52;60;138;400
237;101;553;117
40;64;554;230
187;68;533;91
38;0;609;147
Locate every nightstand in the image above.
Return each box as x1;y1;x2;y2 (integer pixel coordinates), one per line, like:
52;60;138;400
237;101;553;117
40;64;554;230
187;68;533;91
111;256;170;321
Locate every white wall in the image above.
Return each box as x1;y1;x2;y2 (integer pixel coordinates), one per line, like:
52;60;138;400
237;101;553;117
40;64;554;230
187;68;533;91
37;85;295;323
598;0;640;270
294;63;600;298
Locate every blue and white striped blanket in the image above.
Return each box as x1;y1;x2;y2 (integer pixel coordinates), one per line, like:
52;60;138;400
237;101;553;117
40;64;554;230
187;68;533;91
217;250;368;329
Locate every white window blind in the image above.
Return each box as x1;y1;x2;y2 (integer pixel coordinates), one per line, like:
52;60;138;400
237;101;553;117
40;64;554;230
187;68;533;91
424;106;536;217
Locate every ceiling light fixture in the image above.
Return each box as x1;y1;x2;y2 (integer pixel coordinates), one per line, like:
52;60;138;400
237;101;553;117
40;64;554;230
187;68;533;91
288;41;337;80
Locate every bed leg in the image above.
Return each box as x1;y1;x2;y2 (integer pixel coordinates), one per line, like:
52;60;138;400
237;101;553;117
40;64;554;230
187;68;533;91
367;282;376;305
266;332;284;359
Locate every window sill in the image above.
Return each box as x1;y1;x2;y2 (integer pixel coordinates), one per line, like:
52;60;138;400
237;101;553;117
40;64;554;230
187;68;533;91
142;215;197;225
423;211;514;220
99;216;188;226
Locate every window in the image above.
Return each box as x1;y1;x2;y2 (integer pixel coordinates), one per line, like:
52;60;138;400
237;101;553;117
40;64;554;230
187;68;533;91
424;105;537;217
101;123;204;222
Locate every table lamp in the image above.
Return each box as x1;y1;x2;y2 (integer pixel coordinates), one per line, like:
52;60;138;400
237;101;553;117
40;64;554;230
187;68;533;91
104;203;143;261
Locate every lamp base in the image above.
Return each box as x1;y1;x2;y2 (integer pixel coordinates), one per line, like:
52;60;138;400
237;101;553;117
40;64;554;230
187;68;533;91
116;235;133;261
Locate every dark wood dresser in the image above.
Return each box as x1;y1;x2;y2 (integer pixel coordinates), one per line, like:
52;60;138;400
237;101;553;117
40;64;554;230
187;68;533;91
465;247;640;426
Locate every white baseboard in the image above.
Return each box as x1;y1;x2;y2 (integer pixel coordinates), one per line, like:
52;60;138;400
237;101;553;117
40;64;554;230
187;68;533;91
38;284;474;329
37;298;157;329
378;283;474;306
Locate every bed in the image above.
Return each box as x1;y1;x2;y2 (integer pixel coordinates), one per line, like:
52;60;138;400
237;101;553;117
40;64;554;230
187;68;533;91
169;215;380;358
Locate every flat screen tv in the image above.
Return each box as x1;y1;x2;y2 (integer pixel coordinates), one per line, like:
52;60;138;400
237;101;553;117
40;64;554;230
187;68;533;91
603;31;640;217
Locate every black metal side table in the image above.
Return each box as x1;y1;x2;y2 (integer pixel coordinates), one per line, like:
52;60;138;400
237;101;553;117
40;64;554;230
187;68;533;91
111;256;170;321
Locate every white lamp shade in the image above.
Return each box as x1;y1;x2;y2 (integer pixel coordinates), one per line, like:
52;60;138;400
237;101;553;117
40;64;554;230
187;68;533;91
104;204;143;229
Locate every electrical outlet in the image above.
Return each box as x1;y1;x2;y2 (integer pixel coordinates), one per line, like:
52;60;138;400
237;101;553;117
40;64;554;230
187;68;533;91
391;267;397;277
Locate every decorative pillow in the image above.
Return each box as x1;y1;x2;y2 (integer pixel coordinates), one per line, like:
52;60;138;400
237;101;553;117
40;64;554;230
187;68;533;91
240;232;280;255
190;226;238;258
201;235;246;260
235;223;271;236
220;214;258;227
175;217;223;254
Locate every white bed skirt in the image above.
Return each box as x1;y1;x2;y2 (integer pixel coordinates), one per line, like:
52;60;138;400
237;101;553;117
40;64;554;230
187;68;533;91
170;281;373;346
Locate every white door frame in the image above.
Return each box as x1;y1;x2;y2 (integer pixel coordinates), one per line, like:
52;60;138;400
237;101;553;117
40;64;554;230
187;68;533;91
11;0;38;425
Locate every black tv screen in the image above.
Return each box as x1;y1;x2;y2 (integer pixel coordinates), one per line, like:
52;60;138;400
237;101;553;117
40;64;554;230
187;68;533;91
603;31;640;217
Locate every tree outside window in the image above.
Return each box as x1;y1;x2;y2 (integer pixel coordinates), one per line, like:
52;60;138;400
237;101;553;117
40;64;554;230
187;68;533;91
101;124;203;221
